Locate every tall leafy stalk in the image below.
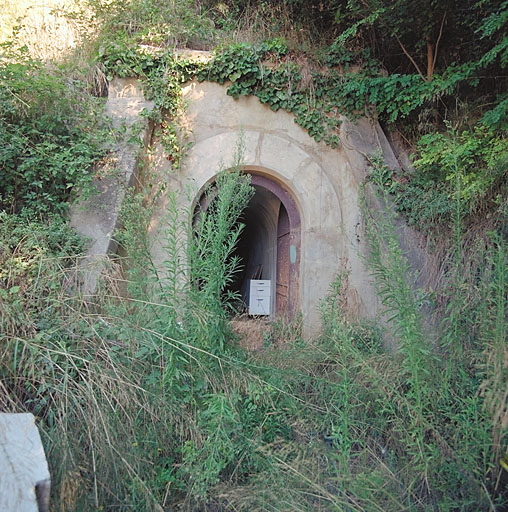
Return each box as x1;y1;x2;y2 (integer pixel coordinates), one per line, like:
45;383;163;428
480;234;508;482
187;142;254;352
361;180;432;420
441;127;467;365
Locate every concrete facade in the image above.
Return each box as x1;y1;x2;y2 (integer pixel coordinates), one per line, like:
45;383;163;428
70;79;154;295
148;79;398;335
70;70;428;338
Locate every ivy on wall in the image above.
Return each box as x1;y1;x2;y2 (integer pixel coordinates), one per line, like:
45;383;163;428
100;34;508;146
98;35;507;232
100;37;343;147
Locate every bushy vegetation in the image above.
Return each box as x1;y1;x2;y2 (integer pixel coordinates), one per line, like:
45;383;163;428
1;0;507;510
2;169;506;509
0;60;107;216
95;0;507;235
1;153;505;510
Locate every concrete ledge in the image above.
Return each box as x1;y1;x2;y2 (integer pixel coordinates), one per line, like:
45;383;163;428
70;78;154;295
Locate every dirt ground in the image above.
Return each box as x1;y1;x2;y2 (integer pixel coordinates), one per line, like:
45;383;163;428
230;316;271;352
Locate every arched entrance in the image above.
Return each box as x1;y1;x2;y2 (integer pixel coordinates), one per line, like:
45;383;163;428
196;170;301;319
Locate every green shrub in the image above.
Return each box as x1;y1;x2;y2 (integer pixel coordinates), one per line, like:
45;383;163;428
367;125;508;233
413;126;508;213
91;0;215;50
1;168;506;509
187;165;254;352
0;54;107;216
0;213;83;335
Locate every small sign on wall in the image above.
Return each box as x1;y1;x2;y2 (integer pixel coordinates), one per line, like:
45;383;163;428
248;280;271;315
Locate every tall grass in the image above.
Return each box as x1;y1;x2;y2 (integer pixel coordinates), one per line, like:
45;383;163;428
1;153;261;510
1;147;507;510
354;165;507;508
187;158;254;352
480;235;508;487
0;0;94;60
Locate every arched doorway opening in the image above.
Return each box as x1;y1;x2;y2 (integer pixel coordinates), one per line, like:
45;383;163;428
195;171;301;319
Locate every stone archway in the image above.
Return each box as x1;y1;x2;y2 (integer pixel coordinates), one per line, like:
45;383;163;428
195;170;301;319
248;173;300;319
148;80;389;335
74;77;419;338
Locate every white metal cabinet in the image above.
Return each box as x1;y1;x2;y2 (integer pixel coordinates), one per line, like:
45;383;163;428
248;280;271;315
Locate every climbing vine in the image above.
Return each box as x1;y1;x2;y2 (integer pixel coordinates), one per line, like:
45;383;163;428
99;35;203;166
98;34;507;233
100;34;508;152
197;40;342;145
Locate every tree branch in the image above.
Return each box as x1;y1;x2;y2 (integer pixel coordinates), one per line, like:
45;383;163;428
432;11;447;72
395;33;426;81
427;36;434;80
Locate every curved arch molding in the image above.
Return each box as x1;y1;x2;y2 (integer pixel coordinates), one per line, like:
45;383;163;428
149;81;385;336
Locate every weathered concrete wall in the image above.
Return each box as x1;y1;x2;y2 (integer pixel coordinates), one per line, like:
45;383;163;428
70;78;154;295
148;80;394;335
70;69;431;339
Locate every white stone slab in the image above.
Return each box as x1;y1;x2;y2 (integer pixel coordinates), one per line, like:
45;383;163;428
0;413;50;512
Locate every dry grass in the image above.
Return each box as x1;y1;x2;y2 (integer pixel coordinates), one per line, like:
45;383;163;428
230;315;269;352
221;2;316;50
0;0;95;60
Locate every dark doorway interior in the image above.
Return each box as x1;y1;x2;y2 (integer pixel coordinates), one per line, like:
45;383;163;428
197;175;300;318
230;185;282;314
276;203;290;315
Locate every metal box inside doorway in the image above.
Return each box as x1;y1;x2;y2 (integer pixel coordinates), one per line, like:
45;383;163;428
248;280;271;315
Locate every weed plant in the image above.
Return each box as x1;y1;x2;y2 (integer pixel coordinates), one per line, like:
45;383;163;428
90;0;216;50
2;150;506;510
357;164;507;509
0;45;109;216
